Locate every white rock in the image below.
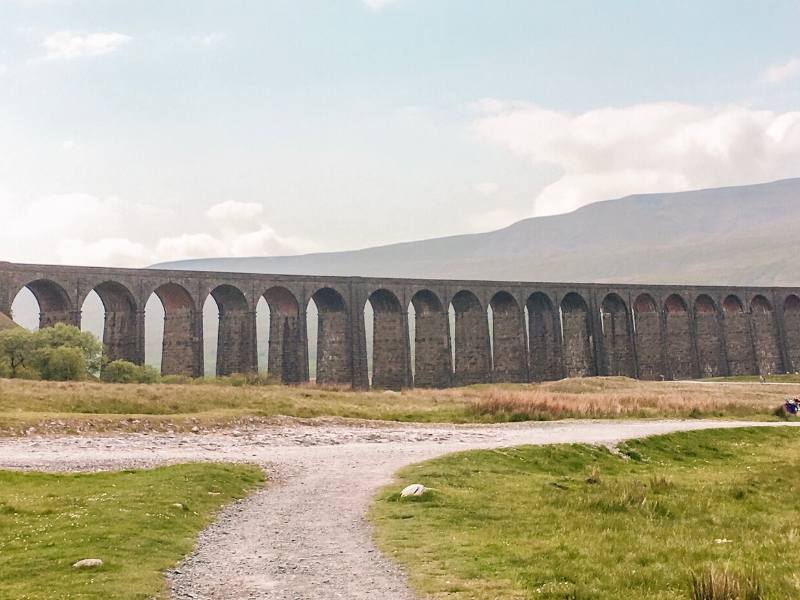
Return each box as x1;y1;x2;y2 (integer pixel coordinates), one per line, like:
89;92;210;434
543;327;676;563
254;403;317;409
400;484;426;497
73;558;103;569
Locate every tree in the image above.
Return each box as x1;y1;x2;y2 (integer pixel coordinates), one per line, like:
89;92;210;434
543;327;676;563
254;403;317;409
0;328;34;377
39;346;87;381
31;324;103;376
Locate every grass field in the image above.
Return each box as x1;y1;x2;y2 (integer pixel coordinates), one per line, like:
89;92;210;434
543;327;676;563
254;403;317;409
1;376;797;435
0;463;263;599
370;427;800;600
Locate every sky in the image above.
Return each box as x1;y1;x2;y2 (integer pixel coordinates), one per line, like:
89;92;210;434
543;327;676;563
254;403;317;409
1;0;799;267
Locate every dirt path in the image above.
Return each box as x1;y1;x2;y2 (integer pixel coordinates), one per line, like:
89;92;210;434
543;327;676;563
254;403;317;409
0;419;794;599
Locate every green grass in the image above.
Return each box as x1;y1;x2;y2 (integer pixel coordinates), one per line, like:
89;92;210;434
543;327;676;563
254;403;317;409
0;463;264;599
371;427;800;599
1;376;797;435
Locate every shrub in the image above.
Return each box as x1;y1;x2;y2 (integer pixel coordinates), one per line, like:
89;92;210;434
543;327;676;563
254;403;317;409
32;324;103;375
0;328;35;377
39;346;87;381
101;360;161;384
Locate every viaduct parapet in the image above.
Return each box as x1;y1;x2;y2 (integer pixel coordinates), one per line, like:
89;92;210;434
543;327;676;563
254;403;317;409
1;261;798;389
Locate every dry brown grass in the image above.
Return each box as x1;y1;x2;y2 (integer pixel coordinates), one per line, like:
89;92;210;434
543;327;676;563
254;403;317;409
0;376;794;436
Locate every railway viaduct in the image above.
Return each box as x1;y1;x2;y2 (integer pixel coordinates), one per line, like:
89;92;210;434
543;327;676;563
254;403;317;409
1;261;799;389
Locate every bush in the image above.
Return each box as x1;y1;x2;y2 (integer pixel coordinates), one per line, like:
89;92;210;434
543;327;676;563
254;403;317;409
32;324;103;375
0;328;35;377
39;346;87;381
101;360;161;384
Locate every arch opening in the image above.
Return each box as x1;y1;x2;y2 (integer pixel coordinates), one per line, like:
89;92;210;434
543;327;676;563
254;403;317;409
489;291;527;383
784;294;800;373
600;293;635;377
409;290;450;388
664;294;694;379
632;293;662;380
263;286;305;384
559;292;594;377
694;294;722;377
366;289;408;390
309;287;351;386
750;294;783;375
204;284;254;377
13;279;74;329
450;290;491;386
527;292;560;381
85;281;139;365
721;294;756;376
150;282;201;377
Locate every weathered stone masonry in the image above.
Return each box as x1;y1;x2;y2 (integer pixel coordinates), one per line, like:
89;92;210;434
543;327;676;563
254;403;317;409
2;260;800;390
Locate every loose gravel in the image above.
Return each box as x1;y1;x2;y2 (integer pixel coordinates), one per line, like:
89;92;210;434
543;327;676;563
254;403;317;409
0;419;793;599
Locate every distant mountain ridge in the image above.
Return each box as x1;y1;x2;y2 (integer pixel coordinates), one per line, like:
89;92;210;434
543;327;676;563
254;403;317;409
155;178;800;287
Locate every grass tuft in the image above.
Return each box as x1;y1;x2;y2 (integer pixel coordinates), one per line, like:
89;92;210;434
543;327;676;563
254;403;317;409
690;567;764;600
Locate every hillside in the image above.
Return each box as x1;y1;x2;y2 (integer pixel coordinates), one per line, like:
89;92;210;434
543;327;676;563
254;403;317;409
155;178;800;286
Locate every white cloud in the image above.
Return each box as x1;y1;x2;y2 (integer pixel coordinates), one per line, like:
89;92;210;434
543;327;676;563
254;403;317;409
761;57;800;85
43;31;131;60
196;32;226;46
475;182;500;196
362;0;400;10
205;200;263;229
472;100;800;216
0;194;316;266
0;64;7;77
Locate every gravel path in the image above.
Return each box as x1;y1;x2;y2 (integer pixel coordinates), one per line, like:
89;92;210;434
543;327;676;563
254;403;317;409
0;419;794;599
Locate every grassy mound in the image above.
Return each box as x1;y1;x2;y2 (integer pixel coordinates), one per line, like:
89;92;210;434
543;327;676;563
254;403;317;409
0;463;263;599
0;312;20;331
371;427;800;599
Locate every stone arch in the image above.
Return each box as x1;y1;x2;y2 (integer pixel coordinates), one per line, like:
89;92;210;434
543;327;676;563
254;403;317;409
91;281;139;364
206;284;255;377
527;292;560;381
367;289;409;390
15;279;75;328
722;294;755;376
600;293;635;377
489;291;527;383
750;294;783;375
664;294;694;379
409;289;451;388
263;286;305;383
151;282;202;377
310;287;351;386
784;294;800;372
560;292;594;377
632;293;662;380
694;294;722;377
450;290;491;386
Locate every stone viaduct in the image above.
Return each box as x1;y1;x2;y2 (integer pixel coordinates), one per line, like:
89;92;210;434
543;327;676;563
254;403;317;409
1;261;800;389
